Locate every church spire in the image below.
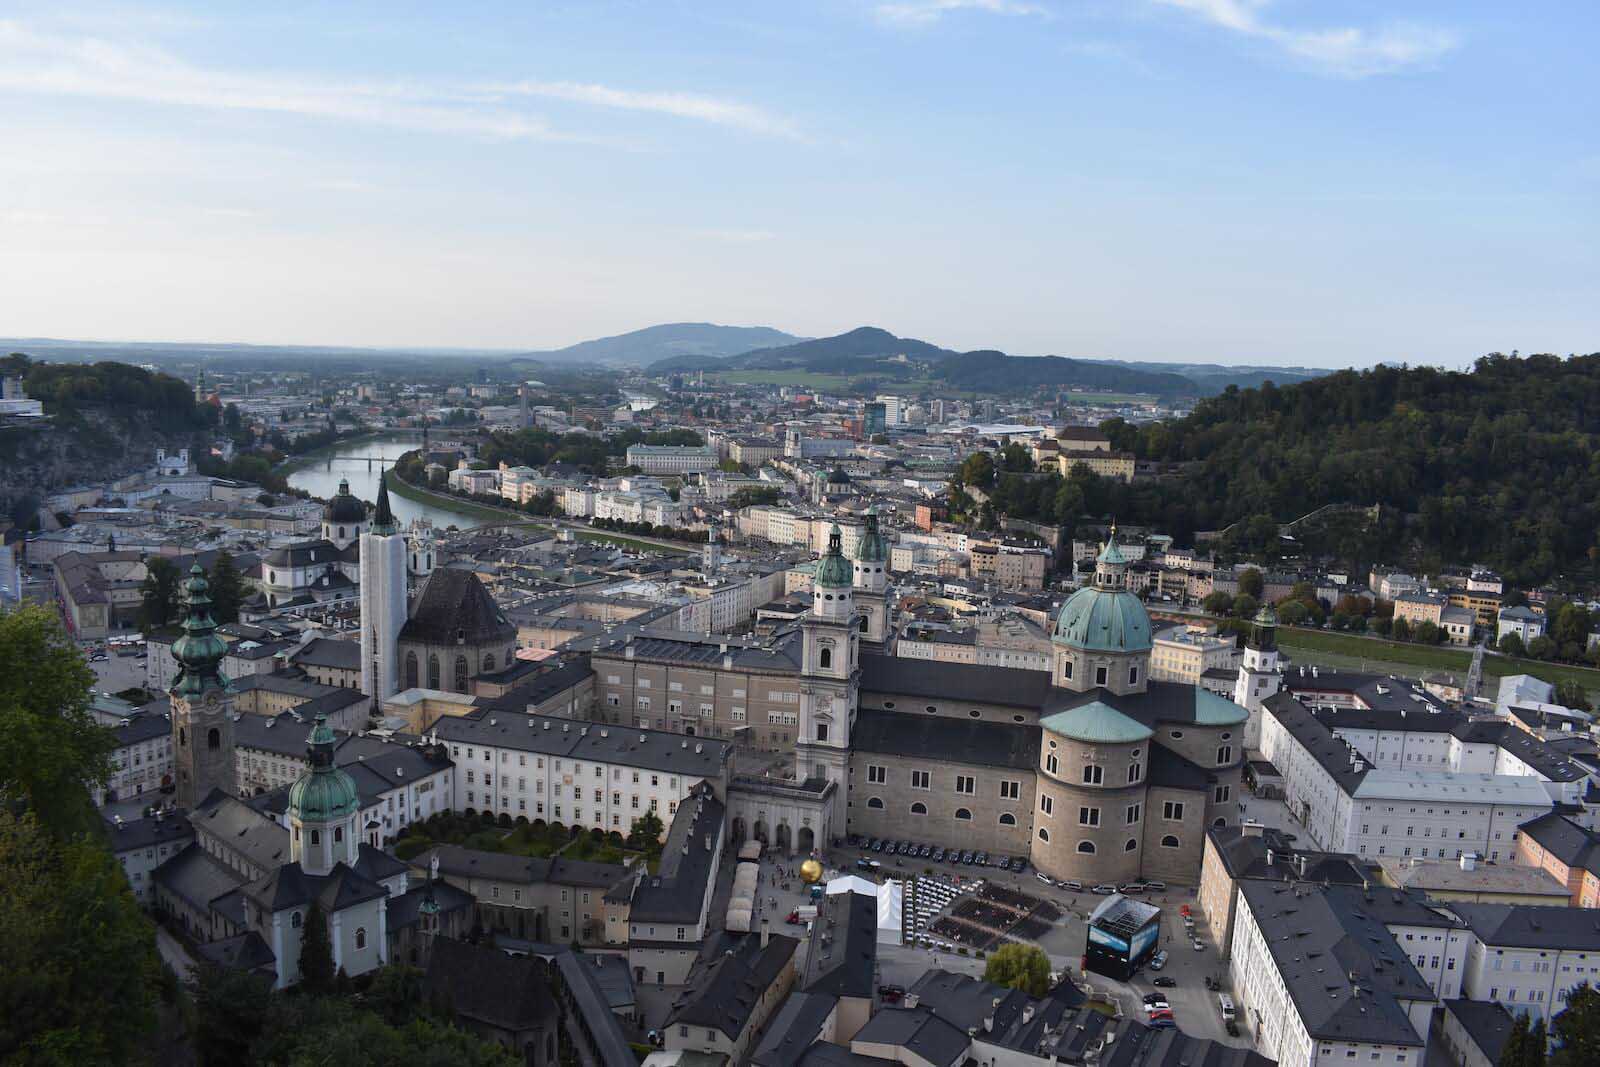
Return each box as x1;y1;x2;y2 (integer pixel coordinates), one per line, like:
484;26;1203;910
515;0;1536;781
372;467;398;534
170;564;228;697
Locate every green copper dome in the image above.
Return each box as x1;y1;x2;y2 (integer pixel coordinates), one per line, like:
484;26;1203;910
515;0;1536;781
1054;586;1152;653
815;524;853;588
170;564;229;697
288;714;360;824
1041;700;1153;744
855;508;888;564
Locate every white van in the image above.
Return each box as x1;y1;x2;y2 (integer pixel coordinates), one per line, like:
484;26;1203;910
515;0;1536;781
1217;993;1236;1022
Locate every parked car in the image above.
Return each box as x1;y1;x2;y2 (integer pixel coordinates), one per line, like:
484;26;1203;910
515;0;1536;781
1192;938;1206;951
1147;1017;1176;1030
1149;950;1169;971
975;851;989;866
878;985;905;1003
1062;880;1083;892
1036;873;1054;886
1119;882;1147;894
1225;1020;1240;1038
1142;993;1168;1008
1148;1008;1174;1022
1091;884;1117;895
961;850;975;864
785;910;802;924
1152;976;1177;988
933;847;946;862
920;843;933;858
1144;880;1167;892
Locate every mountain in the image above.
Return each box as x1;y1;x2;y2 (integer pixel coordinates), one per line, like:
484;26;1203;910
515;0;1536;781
937;350;1198;396
527;323;803;365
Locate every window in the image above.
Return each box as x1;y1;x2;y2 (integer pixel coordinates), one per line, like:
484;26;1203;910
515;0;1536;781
816;724;829;742
1161;835;1180;848
482;652;495;673
1082;764;1104;785
867;765;887;784
1128;665;1139;686
1077;840;1096;854
1127;762;1143;784
1125;838;1138;851
1163;801;1185;821
1063;659;1074;680
1079;807;1100;827
1215;784;1231;804
1038;827;1050;842
427;654;441;690
1000;780;1020;800
955;808;972;820
955;775;975;794
207;728;220;750
355;927;367;950
404;651;418;689
999;813;1016;826
454;655;469;693
1125;803;1142;824
910;802;927;815
292;911;302;929
867;797;884;809
1046;754;1059;775
1095;666;1108;686
1216;745;1232;765
1040;795;1054;816
911;770;930;790
819;647;832;670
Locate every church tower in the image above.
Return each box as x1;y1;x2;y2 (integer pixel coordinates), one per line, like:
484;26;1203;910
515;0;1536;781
170;564;237;807
798;525;858;839
360;471;408;707
287;714;361;875
1234;604;1282;749
852;507;893;647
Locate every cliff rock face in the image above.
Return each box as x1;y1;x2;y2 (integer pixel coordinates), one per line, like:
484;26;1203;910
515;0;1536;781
0;413;205;522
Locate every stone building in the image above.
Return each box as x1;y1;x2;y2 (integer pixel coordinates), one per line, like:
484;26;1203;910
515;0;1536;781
397;568;519;694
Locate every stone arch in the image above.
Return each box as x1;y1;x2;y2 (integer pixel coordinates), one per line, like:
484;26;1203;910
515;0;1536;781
731;816;747;843
1161;835;1180;848
910;802;927;815
754;820;769;844
998;813;1016;825
867;797;884;809
1077;840;1096;854
955;808;972;821
775;823;792;852
797;826;815;853
404;651;419;689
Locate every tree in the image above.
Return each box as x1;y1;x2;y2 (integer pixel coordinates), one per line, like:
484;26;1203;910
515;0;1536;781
1413;621;1442;645
1499;632;1527;658
1527;635;1556;660
299;900;336;994
208;550;245;625
1231;594;1259;620
958;451;996;490
1555;681;1593;713
628;810;666;854
1238;567;1264;599
1551;982;1600;1066
0;606;110;838
1202;591;1234;616
138;556;183;631
1372;616;1393;636
983;943;1050;997
1277;601;1309;626
0;810;162;1062
1392;617;1411;642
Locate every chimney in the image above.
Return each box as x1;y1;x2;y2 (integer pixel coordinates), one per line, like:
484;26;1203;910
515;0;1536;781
1296;854;1308;878
1022;1006;1035;1025
1266;848;1275;867
1460;852;1477;872
1241;820;1265;838
761;918;770;948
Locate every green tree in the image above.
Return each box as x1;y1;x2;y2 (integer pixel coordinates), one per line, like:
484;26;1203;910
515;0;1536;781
1277;601;1308;626
0;607;109;838
1238;567;1264;599
958;451;997;490
192;965;274;1064
982;943;1051;997
1551;982;1600;1067
628;810;666;854
1392;617;1411;642
1499;632;1527;658
208;550;245;625
1527;635;1556;660
1555;681;1593;713
138;556;183;631
0;810;162;1063
1202;591;1234;616
299;900;336;994
1231;594;1259;620
1414;621;1442;644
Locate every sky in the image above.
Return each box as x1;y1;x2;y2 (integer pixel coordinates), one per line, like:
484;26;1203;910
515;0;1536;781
0;1;1595;368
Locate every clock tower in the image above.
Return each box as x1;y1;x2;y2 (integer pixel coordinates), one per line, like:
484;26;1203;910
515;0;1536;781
797;525;859;837
169;564;237;807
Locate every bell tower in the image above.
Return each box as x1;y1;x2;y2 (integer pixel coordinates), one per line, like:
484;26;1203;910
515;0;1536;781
360;470;408;707
1235;604;1282;749
798;525;858;837
852;508;893;647
169;564;236;807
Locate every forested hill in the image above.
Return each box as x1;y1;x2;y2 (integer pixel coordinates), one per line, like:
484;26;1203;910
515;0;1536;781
1097;353;1600;584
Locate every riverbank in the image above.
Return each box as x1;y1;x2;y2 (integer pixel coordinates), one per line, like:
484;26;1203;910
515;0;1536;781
274;429;386;476
1277;626;1600;700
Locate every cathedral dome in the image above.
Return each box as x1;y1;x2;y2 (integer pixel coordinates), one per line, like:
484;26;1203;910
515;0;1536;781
323;478;367;524
815;524;853;588
1052;531;1151;653
288;715;360;824
855;508;888;564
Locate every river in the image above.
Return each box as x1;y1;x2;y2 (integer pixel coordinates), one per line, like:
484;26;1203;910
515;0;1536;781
284;435;488;530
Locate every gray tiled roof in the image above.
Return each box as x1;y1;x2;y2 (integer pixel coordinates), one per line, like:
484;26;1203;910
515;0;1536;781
851;707;1039;771
849;1006;969;1067
432;711;731;779
630;784;724;924
417;843;631;890
751;992;839;1067
859;653;1051;709
105;809;194;854
667;931;799;1040
1449;902;1600;951
800;891;877;998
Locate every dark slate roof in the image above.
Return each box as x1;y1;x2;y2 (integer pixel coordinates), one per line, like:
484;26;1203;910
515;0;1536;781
111;711;173;747
907;969;1087;1056
751;992;841;1067
800;891;877;998
152;842;246;911
432;711;731;779
260;539;353;569
849;1006;970;1067
386;879;474;930
1517;810;1600;871
242;859;387;915
292;637;361;671
1441;1000;1515;1065
1448;719;1585;782
424;937;558;1035
472;657;597;712
192;790;290;872
587;628;803;674
551;950;639;1067
666;931;799;1040
1205;825;1367;886
417;844;631;890
577;952;637;1011
400;568;517;645
195;930;276;974
630;785;724;924
1449;903;1600;951
859;653;1051;710
1146;745;1212;792
852;707;1039;771
105;809;194;854
1238;882;1440;1046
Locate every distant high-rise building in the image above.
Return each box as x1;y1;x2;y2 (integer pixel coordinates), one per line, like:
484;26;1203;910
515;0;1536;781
863;402;887;436
874;395;904;427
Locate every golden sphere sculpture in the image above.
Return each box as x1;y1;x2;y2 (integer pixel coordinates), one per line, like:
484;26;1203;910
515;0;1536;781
800;859;824;884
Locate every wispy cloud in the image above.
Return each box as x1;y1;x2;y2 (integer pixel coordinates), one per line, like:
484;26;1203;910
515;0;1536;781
0;20;796;142
874;0;1050;28
1153;0;1458;78
688;228;779;244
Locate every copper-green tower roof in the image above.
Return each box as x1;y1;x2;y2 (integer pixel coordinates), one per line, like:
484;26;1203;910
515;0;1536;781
815;524;853;588
372;467;398;535
287;714;360;825
170;564;229;698
855;507;888;564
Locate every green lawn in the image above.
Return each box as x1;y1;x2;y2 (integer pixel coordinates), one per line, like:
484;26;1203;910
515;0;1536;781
1277;626;1600;698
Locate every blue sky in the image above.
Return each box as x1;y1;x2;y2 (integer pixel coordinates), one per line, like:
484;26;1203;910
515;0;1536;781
0;1;1594;367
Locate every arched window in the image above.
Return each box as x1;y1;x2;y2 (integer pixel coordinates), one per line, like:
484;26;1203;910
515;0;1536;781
454;655;469;692
1077;840;1096;854
483;652;495;673
1046;754;1059;775
819;648;832;670
1037;828;1050;842
355;927;367;950
867;797;884;809
1213;817;1227;829
1124;838;1138;852
998;813;1016;826
1161;835;1180;848
910;802;927;815
338;525;345;539
334;827;343;842
311;829;321;846
858;616;868;632
207;728;220;750
292;911;302;928
427;654;441;689
405;651;419;689
955;808;972;821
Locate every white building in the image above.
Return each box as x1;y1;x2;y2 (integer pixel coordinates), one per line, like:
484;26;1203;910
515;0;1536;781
1452;904;1600;1021
98;711;175;806
625;445;717;475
